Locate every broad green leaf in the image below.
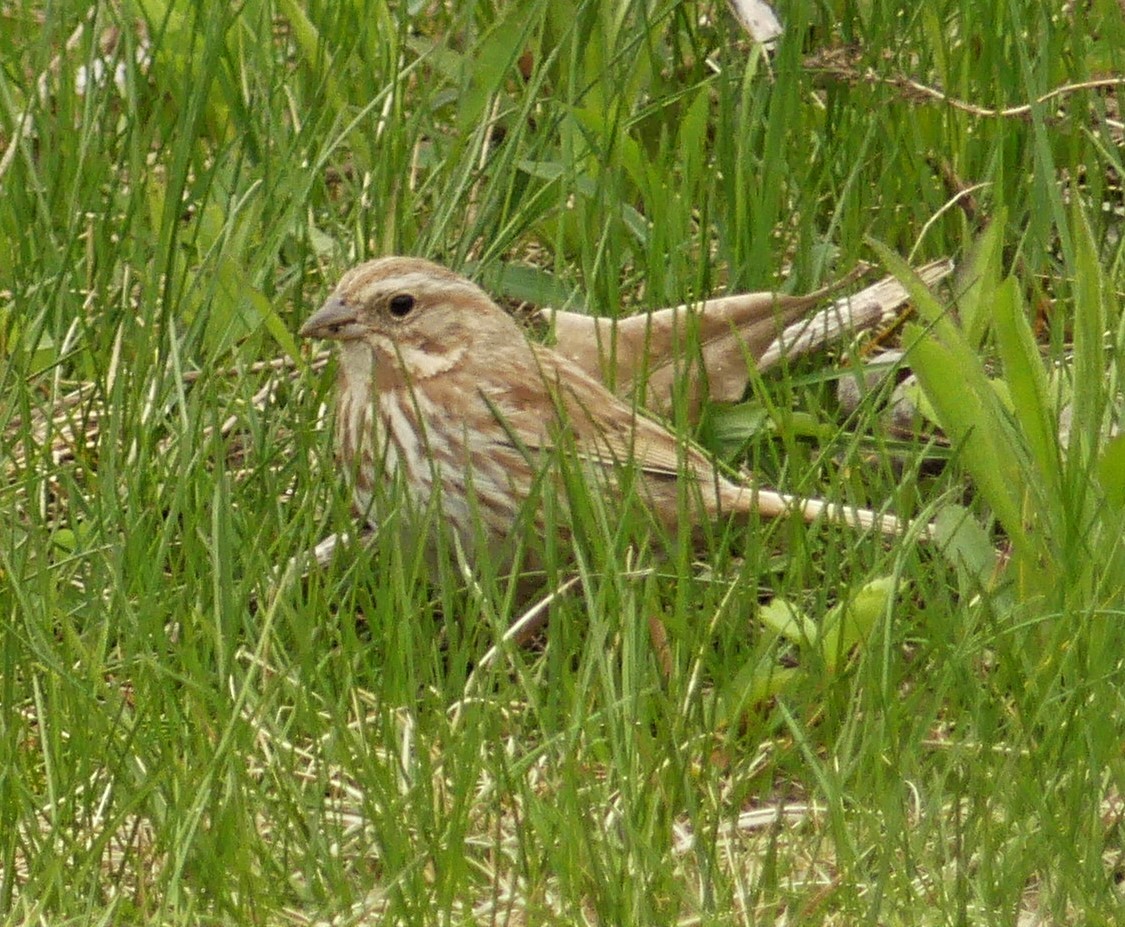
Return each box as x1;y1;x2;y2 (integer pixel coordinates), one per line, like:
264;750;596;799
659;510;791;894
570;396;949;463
902;321;1030;558
677;84;711;189
993;275;1058;495
955;213;1006;348
571;105;654;200
1069;202;1109;464
1098;435;1125;510
934;504;1011;611
454;10;528;135
717;654;799;723
251;288;301;363
896;378;941;429
276;0;345;122
758;598;816;645
486;262;579;309
868;239;961;346
817;577;894;672
704;402;772;449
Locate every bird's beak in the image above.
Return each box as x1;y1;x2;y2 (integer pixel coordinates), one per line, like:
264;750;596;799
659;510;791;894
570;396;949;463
299;295;362;340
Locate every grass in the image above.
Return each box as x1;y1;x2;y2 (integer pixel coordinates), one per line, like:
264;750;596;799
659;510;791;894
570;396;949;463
2;0;1124;923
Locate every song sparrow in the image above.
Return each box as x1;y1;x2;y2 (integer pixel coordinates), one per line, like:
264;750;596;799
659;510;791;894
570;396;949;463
300;257;905;575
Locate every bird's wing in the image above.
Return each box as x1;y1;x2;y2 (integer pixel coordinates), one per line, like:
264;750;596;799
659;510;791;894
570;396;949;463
475;342;717;485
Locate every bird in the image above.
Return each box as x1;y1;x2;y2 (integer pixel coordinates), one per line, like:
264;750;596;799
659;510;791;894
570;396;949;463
299;256;907;580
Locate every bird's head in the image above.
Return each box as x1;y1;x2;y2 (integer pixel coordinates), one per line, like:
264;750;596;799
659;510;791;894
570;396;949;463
300;256;512;354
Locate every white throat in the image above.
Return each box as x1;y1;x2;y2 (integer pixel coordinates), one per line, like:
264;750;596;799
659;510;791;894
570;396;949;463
337;340;375;388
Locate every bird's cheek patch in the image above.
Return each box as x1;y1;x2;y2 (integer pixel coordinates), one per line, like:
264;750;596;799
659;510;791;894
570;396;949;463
394;342;468;379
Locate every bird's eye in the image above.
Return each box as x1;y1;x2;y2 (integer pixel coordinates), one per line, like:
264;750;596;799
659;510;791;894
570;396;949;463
388;293;415;318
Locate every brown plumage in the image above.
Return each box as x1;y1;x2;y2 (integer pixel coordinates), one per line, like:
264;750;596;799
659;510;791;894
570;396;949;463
300;257;904;574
